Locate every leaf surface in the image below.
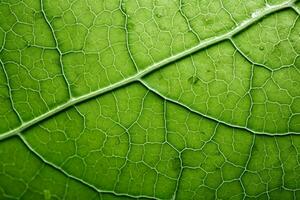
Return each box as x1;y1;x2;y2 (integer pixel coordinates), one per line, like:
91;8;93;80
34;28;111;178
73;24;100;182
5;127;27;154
0;0;300;199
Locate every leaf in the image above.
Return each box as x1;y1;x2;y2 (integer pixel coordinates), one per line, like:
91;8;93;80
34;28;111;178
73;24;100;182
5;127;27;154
0;0;300;199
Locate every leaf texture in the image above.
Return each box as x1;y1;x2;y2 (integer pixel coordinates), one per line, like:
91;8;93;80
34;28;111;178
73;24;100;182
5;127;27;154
0;0;300;199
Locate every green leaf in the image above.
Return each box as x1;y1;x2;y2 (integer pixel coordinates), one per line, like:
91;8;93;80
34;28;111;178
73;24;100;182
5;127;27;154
0;0;300;199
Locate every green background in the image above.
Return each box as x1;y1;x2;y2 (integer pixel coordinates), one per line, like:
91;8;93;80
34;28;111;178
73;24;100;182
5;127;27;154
0;0;300;199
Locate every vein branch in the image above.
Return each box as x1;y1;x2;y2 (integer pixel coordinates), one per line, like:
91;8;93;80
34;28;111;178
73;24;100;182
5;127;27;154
18;134;155;200
139;80;300;137
40;0;73;98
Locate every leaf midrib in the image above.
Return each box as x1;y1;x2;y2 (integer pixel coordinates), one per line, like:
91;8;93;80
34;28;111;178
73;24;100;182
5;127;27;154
0;0;296;141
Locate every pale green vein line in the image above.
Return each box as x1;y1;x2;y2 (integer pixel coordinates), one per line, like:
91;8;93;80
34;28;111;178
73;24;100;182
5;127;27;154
229;38;274;72
292;4;300;15
18;134;155;200
178;0;201;42
139;80;300;136
40;0;73;98
119;0;139;73
239;134;256;199
0;60;23;123
0;1;295;141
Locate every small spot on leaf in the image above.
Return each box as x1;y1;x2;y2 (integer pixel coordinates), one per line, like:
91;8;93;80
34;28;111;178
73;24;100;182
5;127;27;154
115;137;121;145
155;8;166;18
128;22;134;29
188;76;199;85
156;13;163;18
43;189;51;200
26;41;32;48
171;158;181;171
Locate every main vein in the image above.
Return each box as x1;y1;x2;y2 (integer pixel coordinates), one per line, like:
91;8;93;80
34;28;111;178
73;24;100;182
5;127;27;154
0;0;295;141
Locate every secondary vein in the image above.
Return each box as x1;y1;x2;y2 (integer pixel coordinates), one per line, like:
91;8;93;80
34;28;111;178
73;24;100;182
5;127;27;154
18;134;156;200
140;80;300;137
